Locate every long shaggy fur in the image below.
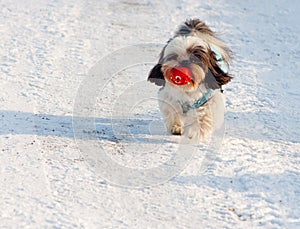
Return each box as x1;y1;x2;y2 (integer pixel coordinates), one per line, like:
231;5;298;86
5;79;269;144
148;19;232;142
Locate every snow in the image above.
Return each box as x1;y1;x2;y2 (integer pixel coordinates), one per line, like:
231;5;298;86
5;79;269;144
1;0;299;228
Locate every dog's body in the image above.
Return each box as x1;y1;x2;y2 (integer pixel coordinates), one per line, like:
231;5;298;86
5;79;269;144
148;19;232;142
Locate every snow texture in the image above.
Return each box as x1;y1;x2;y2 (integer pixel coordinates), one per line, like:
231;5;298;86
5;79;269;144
0;0;299;228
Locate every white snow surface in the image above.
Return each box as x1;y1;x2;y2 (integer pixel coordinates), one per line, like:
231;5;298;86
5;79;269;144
1;0;300;228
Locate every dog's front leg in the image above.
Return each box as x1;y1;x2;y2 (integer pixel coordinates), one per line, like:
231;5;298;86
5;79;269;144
158;99;185;135
184;107;213;142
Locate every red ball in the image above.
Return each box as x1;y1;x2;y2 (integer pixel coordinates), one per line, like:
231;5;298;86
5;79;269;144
170;67;192;85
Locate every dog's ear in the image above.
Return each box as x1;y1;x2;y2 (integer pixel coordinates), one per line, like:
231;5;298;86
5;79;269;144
147;40;174;86
190;45;232;89
204;48;232;89
148;64;165;86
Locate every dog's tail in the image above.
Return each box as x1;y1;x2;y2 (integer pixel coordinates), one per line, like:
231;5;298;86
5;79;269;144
175;19;215;36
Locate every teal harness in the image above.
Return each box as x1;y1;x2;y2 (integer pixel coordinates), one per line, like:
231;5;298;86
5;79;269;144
189;88;215;109
181;88;221;114
210;45;228;73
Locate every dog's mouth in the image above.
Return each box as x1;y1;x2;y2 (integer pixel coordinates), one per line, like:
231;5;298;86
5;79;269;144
169;66;193;85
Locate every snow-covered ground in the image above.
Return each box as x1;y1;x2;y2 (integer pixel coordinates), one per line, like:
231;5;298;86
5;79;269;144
1;0;299;228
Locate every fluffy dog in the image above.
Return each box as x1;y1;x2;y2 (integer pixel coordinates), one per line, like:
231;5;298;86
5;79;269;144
148;19;232;142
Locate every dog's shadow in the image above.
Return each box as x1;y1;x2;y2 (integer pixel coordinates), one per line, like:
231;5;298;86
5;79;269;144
0;110;172;144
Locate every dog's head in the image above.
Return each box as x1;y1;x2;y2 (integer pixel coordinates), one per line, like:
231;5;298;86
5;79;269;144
148;19;232;91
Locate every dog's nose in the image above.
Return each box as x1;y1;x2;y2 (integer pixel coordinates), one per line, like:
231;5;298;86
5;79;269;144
181;60;190;66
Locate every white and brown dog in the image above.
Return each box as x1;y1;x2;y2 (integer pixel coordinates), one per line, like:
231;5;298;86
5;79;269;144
148;19;232;142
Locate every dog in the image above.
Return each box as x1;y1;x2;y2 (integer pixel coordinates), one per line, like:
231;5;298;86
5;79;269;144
148;19;232;142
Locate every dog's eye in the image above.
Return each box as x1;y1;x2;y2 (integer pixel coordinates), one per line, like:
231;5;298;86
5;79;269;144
165;54;178;62
190;55;201;63
188;47;205;63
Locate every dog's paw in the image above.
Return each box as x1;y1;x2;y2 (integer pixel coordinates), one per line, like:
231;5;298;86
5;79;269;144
171;124;183;135
183;124;198;140
183;123;211;143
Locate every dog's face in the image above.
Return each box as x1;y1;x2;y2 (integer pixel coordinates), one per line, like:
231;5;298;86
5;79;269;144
148;19;232;91
161;36;209;91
